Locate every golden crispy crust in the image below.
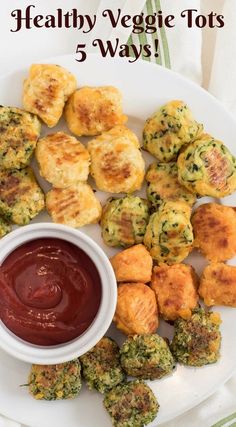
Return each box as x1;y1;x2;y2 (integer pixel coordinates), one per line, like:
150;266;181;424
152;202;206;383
35;132;90;188
64;86;127;136
113;283;158;335
199;263;236;307
151;264;199;321
88;126;145;193
192;203;236;262
46;183;102;228
23;64;77;127
110;245;153;283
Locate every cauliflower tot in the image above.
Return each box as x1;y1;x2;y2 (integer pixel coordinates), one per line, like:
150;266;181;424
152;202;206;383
23;64;77;127
64;86;127;136
46;183;102;228
88;125;145;193
36;132;90;188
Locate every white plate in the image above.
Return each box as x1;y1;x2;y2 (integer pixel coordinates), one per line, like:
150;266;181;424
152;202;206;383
0;54;236;427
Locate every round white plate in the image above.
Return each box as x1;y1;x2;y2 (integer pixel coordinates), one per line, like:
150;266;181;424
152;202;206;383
0;54;236;427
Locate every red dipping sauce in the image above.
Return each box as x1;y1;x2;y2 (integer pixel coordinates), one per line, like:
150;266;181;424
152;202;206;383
0;238;102;346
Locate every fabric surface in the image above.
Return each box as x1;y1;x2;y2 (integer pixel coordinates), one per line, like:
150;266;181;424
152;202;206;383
208;0;236;116
129;0;202;84
0;0;235;426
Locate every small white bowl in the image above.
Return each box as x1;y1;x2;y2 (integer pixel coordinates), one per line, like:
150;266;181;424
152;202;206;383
0;223;117;365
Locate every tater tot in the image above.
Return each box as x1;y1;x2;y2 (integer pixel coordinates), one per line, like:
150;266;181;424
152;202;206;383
110;244;153;283
192;203;236;262
113;283;158;335
151;264;199;321
23;64;77;127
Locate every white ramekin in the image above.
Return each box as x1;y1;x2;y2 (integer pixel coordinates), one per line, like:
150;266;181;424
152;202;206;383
0;223;117;365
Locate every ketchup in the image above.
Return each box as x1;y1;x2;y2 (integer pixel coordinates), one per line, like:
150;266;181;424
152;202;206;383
0;238;102;346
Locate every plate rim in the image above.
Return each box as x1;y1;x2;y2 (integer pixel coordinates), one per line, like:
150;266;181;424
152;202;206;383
0;52;236;427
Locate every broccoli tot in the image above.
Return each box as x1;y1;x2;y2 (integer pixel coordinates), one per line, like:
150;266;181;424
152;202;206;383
171;307;221;366
28;360;82;400
0;217;11;238
80;337;125;394
104;380;159;427
120;334;175;380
